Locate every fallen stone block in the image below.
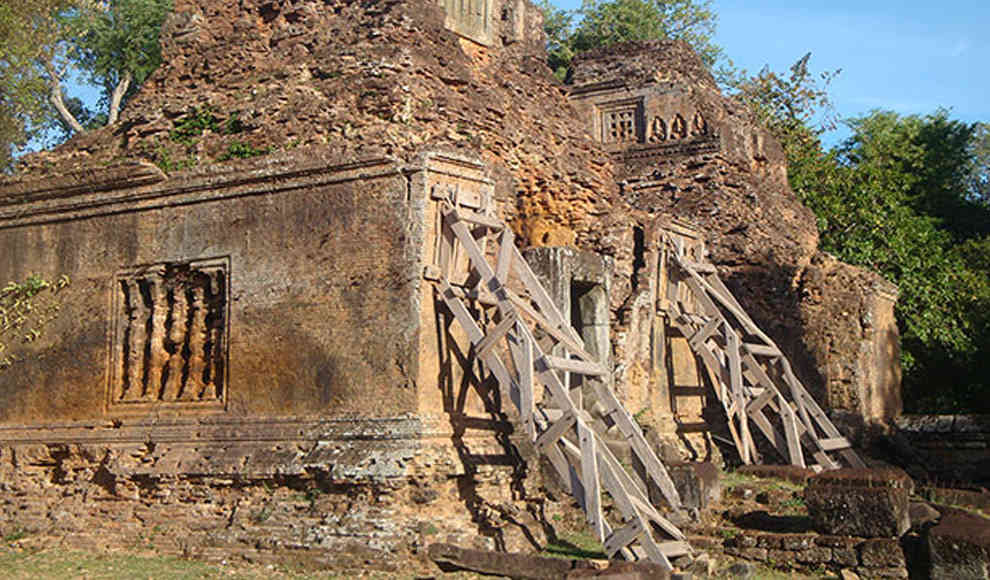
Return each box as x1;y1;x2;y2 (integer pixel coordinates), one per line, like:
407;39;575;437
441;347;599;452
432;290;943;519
667;462;721;510
926;507;990;580
804;468;911;537
428;543;672;579
429;543;594;579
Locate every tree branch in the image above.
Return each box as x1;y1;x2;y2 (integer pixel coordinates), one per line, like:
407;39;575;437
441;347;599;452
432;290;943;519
107;71;131;126
43;60;84;134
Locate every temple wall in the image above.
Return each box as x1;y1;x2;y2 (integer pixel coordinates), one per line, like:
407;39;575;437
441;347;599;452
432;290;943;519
0;151;567;572
0;155;423;425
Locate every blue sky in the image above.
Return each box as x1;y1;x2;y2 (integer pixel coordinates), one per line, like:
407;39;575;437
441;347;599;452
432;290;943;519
554;0;990;145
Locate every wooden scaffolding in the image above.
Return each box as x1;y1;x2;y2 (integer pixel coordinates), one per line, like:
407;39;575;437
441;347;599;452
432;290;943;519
430;200;690;570
658;231;865;471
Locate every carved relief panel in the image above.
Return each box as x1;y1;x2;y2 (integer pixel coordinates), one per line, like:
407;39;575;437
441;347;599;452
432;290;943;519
107;258;229;413
599;99;644;144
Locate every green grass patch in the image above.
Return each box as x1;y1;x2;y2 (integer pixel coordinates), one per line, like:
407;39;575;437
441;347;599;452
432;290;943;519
542;530;606;560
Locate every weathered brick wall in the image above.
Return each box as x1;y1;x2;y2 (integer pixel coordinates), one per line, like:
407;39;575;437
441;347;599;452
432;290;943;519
717;533;907;578
897;415;990;485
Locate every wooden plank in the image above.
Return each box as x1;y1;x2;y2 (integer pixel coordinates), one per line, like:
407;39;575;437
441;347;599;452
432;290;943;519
628;495;687;541
603;519;643;558
475;311;517;360
439;217;455;280
495;228;514;284
688;317;721;349
682;260;716;273
444;284;498;307
781;405;806;468
724;326;751;464
546;355;608;377
819;436;852;452
578;421;604;542
515;324;535;438
746;386;777;415
535;411;576;451
743;343;780;357
543;440;575;496
748;406;788;457
592;382;683;510
636;532;674;570
439;282;518;404
658;541;692;558
507;289;598;363
456;207;504;230
778;357;817;439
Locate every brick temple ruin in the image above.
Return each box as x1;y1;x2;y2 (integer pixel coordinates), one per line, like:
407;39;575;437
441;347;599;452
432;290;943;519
0;0;907;574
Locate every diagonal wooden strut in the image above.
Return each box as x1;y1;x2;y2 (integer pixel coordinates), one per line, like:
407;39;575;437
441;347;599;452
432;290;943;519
661;234;865;471
434;203;689;570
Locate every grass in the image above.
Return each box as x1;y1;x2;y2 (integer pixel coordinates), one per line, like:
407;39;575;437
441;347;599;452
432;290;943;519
542;530;607;560
0;547;485;579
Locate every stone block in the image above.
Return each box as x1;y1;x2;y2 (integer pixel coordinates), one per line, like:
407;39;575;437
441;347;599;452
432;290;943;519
804;468;911;537
859;538;906;567
854;566;908;578
926;508;990;580
832;547;859;567
780;534;814;551
668;462;721;510
754;534;782;549
796;546;832;563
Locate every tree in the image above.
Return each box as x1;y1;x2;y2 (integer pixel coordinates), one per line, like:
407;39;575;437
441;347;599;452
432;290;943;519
0;0;172;170
537;0;723;81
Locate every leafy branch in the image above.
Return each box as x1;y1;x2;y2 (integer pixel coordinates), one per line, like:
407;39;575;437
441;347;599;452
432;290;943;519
0;274;70;371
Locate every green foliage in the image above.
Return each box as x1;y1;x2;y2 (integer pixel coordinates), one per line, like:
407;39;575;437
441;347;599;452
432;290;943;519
0;274;70;371
0;0;172;167
217;141;272;161
729;53;839;154
68;0;173;103
0;0;75;169
537;0;722;81
169;107;221;145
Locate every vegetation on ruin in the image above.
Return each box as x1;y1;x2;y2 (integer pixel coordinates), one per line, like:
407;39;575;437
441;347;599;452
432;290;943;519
0;0;173;171
538;0;722;80
733;55;990;412
0;274;70;372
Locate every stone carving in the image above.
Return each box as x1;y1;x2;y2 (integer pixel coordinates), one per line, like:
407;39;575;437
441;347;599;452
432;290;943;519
437;0;492;46
691;112;708;136
109;258;228;410
649;117;667;143
603;107;637;143
670;113;688;140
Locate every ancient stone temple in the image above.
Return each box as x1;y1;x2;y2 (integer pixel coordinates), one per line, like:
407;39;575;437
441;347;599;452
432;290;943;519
0;0;901;573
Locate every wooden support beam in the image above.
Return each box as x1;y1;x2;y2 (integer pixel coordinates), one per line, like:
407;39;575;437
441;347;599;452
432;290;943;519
743;343;780;357
578;422;604;542
455;207;505;230
604;519;643;558
818;436;852;452
535;411;576;451
475;311;517;360
495;228;514;284
545;355;608;377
